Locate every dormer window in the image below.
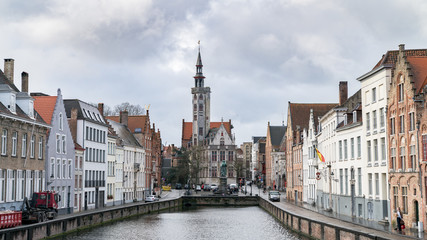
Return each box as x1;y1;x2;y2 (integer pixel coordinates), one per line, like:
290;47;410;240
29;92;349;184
353;111;357;123
9;94;16;113
29;101;34;118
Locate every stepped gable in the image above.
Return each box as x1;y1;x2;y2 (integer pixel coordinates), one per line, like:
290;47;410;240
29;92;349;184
372;48;427;70
181;121;232;144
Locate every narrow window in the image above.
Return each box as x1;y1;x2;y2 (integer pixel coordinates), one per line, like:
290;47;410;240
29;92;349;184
12;132;17;157
22;134;27;158
30;135;35;158
38;136;43;159
1;129;7;155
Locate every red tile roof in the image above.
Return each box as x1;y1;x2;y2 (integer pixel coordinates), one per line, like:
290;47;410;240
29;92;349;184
373;49;427;70
106;115;148;133
289;103;337;131
33;96;57;124
406;56;427;94
181;121;232;144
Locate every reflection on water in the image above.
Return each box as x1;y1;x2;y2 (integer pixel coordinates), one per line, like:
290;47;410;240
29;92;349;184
56;206;299;240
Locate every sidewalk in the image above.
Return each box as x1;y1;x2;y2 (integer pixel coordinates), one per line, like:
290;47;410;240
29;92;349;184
244;186;425;240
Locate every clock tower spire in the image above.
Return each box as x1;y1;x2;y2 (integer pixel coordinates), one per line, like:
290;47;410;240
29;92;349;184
192;42;211;145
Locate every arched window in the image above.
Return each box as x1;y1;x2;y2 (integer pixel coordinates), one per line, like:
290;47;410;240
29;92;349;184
220;138;224;146
194;94;197;100
199;104;203;111
194;104;197;112
199;95;203;100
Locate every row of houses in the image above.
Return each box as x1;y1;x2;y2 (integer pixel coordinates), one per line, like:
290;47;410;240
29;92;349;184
0;58;162;214
253;44;427;231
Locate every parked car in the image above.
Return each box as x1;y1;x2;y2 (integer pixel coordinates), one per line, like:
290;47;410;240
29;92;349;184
229;184;238;193
195;185;202;192
175;183;182;189
203;184;211;191
268;191;281;202
211;184;218;191
184;184;189;189
145;195;159;202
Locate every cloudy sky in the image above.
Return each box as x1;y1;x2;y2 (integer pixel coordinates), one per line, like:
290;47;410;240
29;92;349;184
0;0;426;146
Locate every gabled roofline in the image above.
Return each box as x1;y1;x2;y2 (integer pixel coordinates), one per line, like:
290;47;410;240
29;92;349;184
357;64;393;82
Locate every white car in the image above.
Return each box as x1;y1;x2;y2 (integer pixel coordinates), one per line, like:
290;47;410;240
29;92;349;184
145;195;159;202
211;184;218;191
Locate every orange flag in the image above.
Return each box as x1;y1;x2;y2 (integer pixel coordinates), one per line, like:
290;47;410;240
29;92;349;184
315;148;325;162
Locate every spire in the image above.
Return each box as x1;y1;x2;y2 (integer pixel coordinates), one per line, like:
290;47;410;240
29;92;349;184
196;40;203;66
194;41;205;88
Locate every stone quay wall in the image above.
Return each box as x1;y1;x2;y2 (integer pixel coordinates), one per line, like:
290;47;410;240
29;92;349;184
258;198;391;240
0;199;181;240
181;195;259;207
0;196;399;240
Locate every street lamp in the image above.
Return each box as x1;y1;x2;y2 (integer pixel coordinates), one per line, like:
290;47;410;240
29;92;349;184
328;165;333;212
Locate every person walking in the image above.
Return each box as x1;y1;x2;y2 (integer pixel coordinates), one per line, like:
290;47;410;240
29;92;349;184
396;207;402;231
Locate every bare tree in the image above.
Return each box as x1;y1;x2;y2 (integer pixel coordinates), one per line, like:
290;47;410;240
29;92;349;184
96;102;145;116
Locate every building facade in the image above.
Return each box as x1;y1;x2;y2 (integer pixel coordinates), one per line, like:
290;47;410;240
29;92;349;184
265;123;286;189
286;102;336;203
64;99;108;210
33;89;75;214
0;60;50;211
357;59;393;223
387;45;427;230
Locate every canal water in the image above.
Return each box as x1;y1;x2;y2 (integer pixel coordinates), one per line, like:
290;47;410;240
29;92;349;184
56;206;299;240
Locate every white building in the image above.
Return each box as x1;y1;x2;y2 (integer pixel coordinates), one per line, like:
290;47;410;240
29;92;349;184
107;112;145;203
334;90;363;218
114;144;124;204
251;137;265;182
304;109;320;205
357;64;391;222
106;134;117;206
64;100;108;210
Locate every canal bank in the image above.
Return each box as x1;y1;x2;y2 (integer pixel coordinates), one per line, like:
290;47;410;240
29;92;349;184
0;194;418;240
0;199;182;240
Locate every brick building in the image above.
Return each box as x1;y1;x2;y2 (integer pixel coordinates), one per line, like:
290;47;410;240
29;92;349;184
387;44;427;230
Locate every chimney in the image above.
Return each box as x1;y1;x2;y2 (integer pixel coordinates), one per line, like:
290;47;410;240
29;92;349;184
69;108;78;143
21;72;29;93
339;81;348;106
120;110;128;127
4;59;14;83
98;103;104;117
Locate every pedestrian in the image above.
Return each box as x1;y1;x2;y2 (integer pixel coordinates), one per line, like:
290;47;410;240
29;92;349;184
395;207;402;231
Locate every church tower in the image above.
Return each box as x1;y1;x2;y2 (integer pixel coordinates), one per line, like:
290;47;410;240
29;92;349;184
192;45;211;145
